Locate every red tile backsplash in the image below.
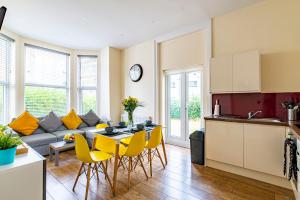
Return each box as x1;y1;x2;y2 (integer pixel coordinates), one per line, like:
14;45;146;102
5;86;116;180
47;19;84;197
212;93;300;121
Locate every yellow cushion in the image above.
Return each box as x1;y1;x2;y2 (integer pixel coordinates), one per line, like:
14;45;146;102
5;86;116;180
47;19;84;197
62;109;82;130
9;111;39;136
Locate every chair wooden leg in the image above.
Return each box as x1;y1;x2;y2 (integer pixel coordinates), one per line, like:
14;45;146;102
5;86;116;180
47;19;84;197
156;148;165;169
120;158;126;170
73;162;84;191
133;156;140;170
112;144;120;196
101;161;113;190
103;160;107;180
85;164;91;200
94;163;99;181
138;154;148;180
118;156;126;170
148;149;152;177
141;153;145;161
128;157;132;189
161;137;168;165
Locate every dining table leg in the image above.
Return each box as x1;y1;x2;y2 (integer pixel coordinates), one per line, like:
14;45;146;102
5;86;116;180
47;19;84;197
112;143;120;196
161;136;168;165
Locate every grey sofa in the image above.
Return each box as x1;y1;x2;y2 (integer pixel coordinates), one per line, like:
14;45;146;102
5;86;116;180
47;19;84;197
11;118;97;156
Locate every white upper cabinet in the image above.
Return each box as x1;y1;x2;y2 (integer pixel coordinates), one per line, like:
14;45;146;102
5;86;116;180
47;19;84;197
233;50;261;92
210;55;233;93
210;50;261;93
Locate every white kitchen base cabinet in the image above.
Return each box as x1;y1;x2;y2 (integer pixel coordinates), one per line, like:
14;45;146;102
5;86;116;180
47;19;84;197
244;124;285;177
205;119;290;189
206;121;244;167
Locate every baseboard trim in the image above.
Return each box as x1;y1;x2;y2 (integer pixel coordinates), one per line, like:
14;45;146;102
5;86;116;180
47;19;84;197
206;159;291;189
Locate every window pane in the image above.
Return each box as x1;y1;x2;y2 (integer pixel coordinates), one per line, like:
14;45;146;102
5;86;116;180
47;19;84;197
169;74;181;138
79;57;97;87
81;90;96;114
25;46;68;87
25;86;67;117
187;71;202;134
0;35;13;124
0;37;8;82
0;85;3;124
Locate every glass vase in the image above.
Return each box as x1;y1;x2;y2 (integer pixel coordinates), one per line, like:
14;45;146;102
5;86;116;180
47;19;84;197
128;111;134;126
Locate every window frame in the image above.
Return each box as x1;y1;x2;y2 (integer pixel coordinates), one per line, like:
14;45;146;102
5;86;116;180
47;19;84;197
24;44;70;116
77;55;98;114
0;34;14;124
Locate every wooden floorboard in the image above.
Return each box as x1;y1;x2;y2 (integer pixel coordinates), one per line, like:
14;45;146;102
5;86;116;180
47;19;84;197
46;144;295;200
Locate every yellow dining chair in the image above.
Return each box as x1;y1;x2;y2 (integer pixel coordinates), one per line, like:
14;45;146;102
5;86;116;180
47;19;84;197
73;134;113;200
145;126;165;177
93;134;127;169
96;123;109;129
120;136;132;145
121;130;148;189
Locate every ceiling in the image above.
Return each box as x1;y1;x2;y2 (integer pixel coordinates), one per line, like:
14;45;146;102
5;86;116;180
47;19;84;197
1;0;262;50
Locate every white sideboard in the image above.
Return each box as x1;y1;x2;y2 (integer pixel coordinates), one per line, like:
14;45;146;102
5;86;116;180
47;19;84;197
0;147;46;200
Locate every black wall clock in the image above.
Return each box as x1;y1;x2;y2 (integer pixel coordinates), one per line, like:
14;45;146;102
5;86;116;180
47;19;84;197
129;64;143;82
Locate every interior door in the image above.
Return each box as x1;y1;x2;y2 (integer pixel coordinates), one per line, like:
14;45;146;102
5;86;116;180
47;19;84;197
166;70;202;147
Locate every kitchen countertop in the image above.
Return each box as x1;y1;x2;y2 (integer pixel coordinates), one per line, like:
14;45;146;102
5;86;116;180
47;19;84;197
205;116;300;139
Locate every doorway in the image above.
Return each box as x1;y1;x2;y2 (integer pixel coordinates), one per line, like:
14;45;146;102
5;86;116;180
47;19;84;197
166;70;203;147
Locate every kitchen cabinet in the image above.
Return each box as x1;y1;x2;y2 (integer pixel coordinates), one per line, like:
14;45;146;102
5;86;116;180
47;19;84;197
206;121;244;167
210;50;260;93
210;55;233;93
243;124;285;177
233;50;261;92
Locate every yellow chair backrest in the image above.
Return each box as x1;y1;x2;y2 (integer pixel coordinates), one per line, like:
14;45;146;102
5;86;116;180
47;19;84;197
94;134;116;154
74;134;93;163
96;123;109;129
125;130;146;157
146;126;162;149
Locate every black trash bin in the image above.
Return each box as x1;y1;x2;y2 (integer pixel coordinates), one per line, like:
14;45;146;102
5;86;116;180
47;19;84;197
189;128;205;165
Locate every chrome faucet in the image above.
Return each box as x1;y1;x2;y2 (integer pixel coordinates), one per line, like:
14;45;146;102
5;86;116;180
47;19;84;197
247;110;262;119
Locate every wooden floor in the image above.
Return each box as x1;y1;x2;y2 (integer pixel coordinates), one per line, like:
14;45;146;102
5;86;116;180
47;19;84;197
46;144;295;200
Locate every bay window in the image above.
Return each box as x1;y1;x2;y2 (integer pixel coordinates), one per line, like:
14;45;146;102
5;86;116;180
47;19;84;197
78;56;97;114
24;44;70;117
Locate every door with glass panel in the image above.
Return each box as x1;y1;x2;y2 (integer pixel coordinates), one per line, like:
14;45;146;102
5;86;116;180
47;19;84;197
166;70;202;147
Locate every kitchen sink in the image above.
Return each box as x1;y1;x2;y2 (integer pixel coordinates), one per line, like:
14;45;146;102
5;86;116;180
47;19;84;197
248;118;281;123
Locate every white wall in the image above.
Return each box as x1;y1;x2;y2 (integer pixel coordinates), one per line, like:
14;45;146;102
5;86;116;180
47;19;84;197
100;47;122;123
120;29;211;126
121;41;156;122
109;48;122;123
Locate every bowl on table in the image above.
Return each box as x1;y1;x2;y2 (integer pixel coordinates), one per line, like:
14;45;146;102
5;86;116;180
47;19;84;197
145;120;152;126
118;121;126;128
136;124;144;131
63;134;75;143
105;127;114;135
